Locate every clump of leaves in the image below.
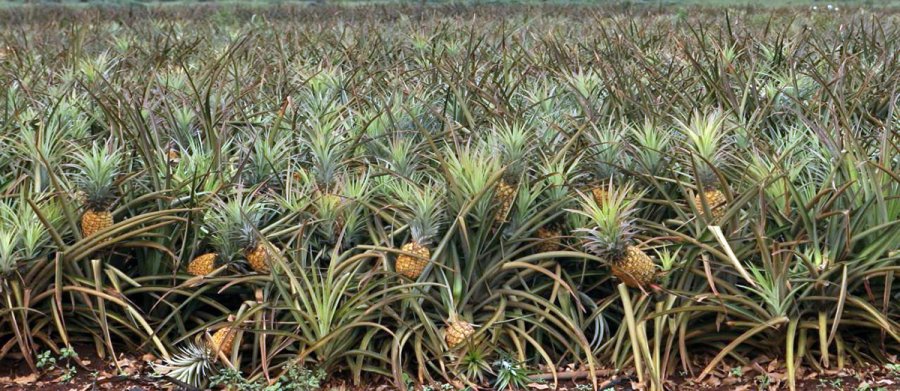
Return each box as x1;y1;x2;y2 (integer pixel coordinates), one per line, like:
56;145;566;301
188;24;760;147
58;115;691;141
271;364;326;391
211;368;262;391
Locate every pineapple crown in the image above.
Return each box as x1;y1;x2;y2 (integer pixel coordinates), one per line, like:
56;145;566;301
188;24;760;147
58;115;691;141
629;119;672;175
570;182;642;261
378;136;420;179
71;144;121;210
203;197;270;260
538;154;583;209
389;177;444;245
302;117;349;191
443;143;501;219
492;121;533;181
0;230;19;275
150;343;213;388
586;123;628;183
676;110;732;188
244;132;291;187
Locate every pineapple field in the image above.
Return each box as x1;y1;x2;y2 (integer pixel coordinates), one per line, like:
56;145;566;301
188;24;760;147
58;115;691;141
0;3;898;390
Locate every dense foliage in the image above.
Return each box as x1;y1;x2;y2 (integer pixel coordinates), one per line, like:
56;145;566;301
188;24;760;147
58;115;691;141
0;3;898;390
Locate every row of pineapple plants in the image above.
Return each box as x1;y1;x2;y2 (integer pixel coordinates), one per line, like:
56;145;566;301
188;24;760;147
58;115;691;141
0;4;898;390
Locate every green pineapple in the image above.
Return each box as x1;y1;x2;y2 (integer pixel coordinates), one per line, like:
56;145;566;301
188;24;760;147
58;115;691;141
573;182;656;289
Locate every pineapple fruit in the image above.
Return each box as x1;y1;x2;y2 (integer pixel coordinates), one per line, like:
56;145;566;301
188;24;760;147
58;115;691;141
576;183;657;289
591;186;608;207
493;179;517;223
445;318;475;348
73;145;121;239
393;181;443;280
81;209;113;238
610;246;657;289
244;243;269;273
187;253;218;276
536;227;561;253
208;326;237;355
396;241;430;279
693;187;727;219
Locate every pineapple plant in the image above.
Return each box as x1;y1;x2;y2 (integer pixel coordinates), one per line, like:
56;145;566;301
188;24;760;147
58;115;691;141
72;145;121;239
535;156;582;253
391;180;444;280
187;198;271;276
581;123;628;207
573;182;656;289
492;122;532;224
679;110;731;220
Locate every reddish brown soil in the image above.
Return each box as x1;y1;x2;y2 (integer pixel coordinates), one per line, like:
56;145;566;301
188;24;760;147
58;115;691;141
1;348;898;390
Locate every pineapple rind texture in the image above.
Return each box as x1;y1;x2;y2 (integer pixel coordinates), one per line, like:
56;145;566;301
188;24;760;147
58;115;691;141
396;241;430;279
245;244;269;273
494;180;516;223
612;246;656;288
693;189;727;219
188;253;218;276
445;320;475;348
81;209;113;238
591;187;607;207
209;326;236;355
536;228;561;253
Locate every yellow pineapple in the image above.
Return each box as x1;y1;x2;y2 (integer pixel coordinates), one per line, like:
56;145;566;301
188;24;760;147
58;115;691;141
445;318;475;348
610;246;657;289
244;243;269;273
491;122;531;225
678;110;731;221
187;253;218;276
208;326;237;355
73;145;120;240
693;188;727;219
396;241;430;279
591;186;607;207
81;209;113;238
191;197;271;276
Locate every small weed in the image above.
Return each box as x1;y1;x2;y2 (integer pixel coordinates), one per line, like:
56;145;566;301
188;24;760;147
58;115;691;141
36;348;79;383
492;358;535;391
